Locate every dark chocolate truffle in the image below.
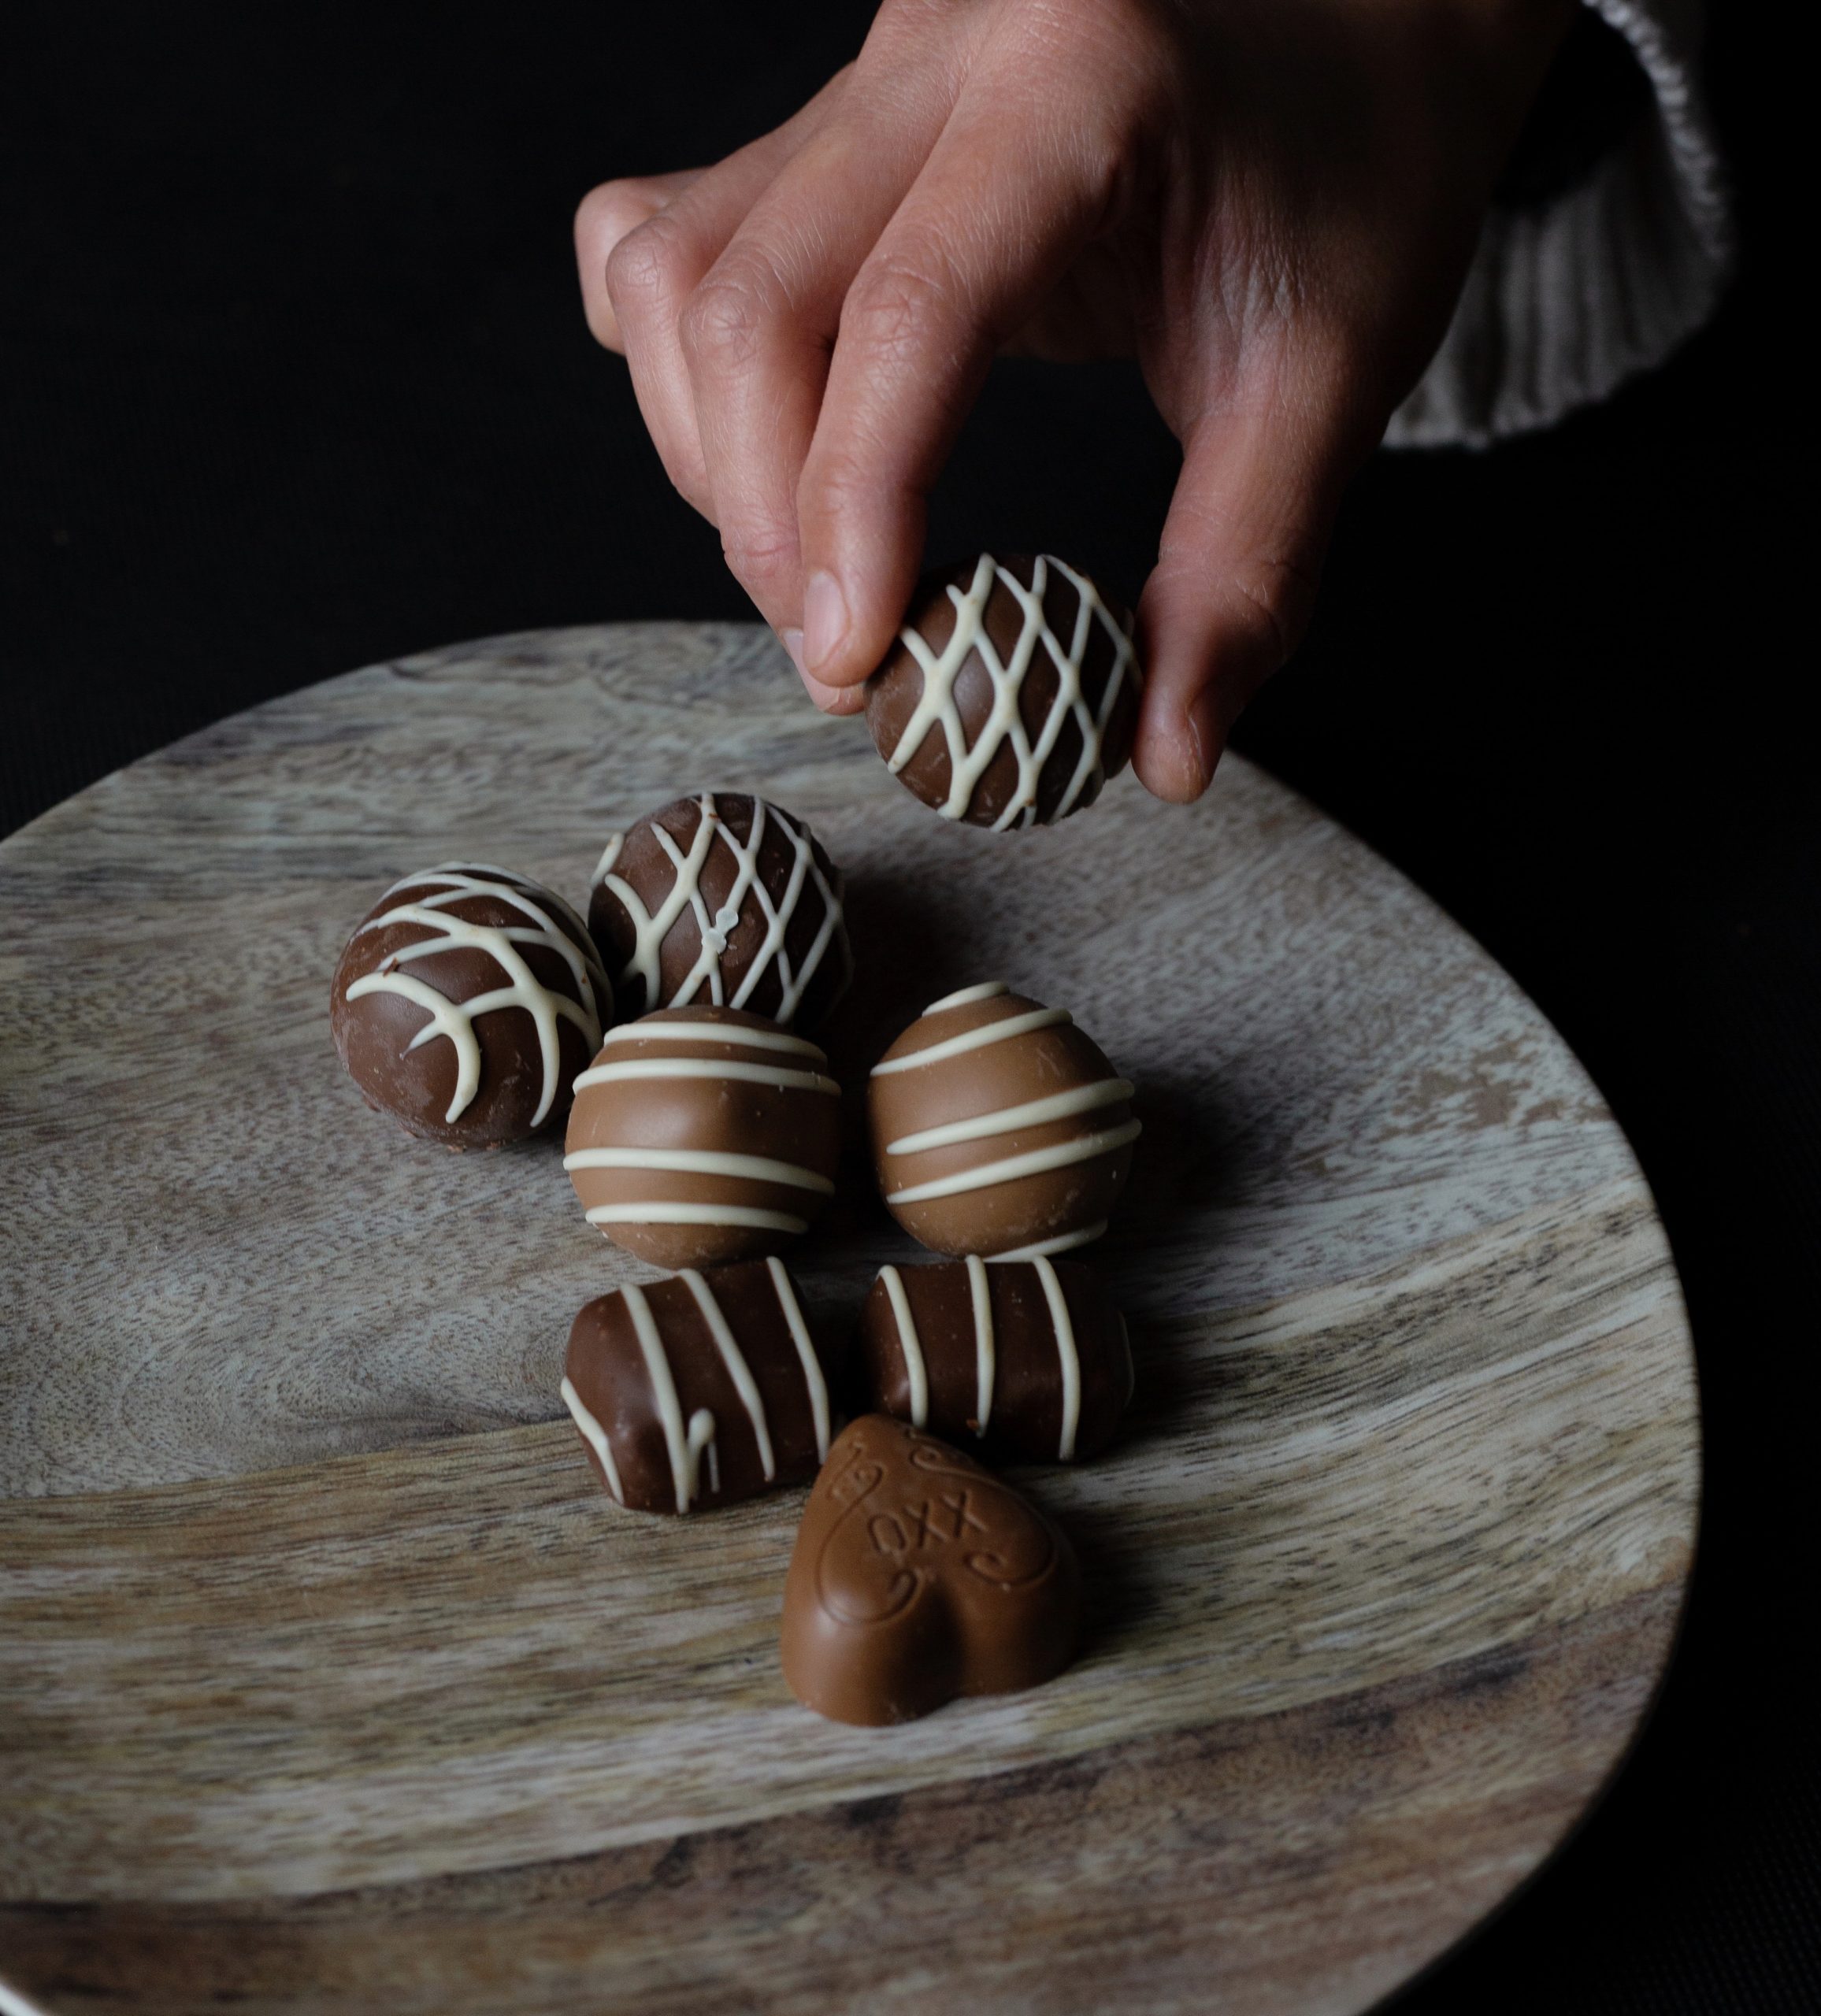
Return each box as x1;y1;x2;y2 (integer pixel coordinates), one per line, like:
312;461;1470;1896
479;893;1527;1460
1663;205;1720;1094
588;791;851;1028
866;554;1141;829
565;1005;844;1269
868;981;1139;1258
330;863;610;1147
860;1256;1133;1463
562;1259;840;1514
781;1414;1081;1725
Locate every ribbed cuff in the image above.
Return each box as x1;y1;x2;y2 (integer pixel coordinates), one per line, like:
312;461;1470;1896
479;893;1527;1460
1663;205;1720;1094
1384;0;1732;450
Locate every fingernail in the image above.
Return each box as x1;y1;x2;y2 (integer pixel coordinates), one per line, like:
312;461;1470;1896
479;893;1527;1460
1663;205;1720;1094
802;570;848;673
779;628;808;676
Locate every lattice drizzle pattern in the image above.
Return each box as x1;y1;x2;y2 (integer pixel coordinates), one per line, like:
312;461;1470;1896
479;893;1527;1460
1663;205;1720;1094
593;794;849;1022
885;554;1139;829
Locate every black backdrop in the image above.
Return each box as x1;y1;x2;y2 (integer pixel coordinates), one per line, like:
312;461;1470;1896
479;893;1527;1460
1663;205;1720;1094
2;5;1814;2009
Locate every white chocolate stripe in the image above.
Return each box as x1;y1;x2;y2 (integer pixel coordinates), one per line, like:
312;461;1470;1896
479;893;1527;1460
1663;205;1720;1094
870;1006;1070;1077
924;980;1011;1014
563;1147;834;1195
768;1257;830;1462
559;1375;625;1505
879;1265;929;1429
1033;1255;1081;1460
597;1017;825;1058
624;1282;715;1514
966;1252;995;1438
992;1221;1107;1261
584;1202;810;1234
572;1057;839;1095
681;1269;774;1482
884;1117;1142;1206
885;1077;1133;1156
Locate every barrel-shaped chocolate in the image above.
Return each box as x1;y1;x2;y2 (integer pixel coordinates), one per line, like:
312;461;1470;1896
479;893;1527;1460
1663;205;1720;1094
867;982;1139;1258
859;1256;1133;1464
565;1005;844;1269
562;1258;840;1514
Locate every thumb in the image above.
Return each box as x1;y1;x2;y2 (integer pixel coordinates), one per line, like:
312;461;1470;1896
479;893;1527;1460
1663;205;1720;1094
1132;389;1356;802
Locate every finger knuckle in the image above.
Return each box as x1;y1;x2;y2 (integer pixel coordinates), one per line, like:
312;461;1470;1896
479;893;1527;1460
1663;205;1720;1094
679;266;780;373
604;213;690;315
1225;554;1317;668
721;521;799;590
842;249;955;367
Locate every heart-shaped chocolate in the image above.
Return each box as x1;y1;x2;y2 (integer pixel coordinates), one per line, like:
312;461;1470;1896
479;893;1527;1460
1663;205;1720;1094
780;1414;1081;1725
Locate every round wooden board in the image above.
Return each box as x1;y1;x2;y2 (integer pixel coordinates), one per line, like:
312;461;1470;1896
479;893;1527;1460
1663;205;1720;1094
0;624;1699;2016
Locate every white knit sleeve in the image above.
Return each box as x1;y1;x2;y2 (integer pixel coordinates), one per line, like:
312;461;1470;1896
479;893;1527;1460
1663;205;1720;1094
1384;0;1730;448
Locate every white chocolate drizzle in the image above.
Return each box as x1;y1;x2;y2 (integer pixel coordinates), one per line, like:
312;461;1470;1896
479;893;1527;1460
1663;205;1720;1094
924;980;1011;1014
886;1078;1136;1157
767;1257;830;1462
681;1268;774;1482
870;1006;1070;1078
560;1375;625;1505
623;1282;718;1514
582;1200;810;1235
592;794;849;1021
884;1119;1142;1206
1031;1255;1081;1460
563;1147;834;1195
346;865;609;1126
879;1266;929;1429
994;1222;1108;1262
966;1253;996;1437
573;1056;839;1096
886;554;1139;830
597;1017;825;1058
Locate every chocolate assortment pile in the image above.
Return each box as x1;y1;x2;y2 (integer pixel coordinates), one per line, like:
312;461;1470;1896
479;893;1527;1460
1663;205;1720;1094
330;554;1152;1728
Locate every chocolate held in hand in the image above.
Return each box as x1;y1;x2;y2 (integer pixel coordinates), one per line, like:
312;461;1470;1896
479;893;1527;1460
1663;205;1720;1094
869;982;1139;1258
330;864;610;1147
866;554;1141;829
588;791;851;1028
861;1256;1133;1464
566;1005;844;1268
562;1259;838;1514
781;1415;1081;1725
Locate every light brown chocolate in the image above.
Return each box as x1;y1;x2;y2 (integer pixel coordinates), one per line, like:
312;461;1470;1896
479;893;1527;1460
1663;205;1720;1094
780;1415;1081;1725
562;1259;840;1514
865;554;1140;829
588;791;851;1028
565;1005;844;1269
867;982;1138;1258
860;1257;1133;1463
330;864;610;1147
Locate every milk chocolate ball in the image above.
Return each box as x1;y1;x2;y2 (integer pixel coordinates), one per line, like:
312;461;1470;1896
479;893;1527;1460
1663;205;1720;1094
868;981;1139;1258
860;1255;1133;1463
588;791;851;1028
866;554;1142;829
331;863;610;1147
565;1005;844;1269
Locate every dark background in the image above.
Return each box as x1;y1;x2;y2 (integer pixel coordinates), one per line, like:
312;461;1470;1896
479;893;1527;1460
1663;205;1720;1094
2;3;1813;2009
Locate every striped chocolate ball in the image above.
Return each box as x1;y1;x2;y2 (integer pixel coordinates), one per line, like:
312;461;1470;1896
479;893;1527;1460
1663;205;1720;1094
867;982;1139;1259
565;1006;843;1269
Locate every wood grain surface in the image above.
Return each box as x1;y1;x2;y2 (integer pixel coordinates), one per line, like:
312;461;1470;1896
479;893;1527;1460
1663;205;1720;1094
0;623;1700;2014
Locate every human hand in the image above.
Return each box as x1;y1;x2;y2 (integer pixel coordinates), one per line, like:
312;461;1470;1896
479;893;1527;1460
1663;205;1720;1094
577;0;1571;799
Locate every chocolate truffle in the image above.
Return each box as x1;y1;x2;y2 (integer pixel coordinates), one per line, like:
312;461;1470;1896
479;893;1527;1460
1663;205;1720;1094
563;1259;840;1514
330;863;610;1147
861;1256;1133;1464
781;1414;1081;1725
868;981;1139;1258
588;791;851;1028
866;554;1142;830
565;1005;844;1268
